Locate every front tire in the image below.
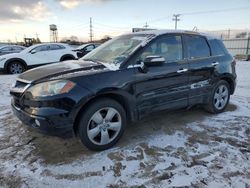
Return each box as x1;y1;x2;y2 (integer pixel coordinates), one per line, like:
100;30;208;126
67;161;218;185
78;98;126;151
7;61;26;74
205;80;230;113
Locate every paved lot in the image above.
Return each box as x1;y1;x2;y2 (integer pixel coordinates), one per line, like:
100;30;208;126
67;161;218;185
0;62;249;187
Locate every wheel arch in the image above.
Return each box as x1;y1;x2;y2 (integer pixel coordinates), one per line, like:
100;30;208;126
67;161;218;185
60;54;76;61
73;91;136;136
219;74;236;94
4;58;27;71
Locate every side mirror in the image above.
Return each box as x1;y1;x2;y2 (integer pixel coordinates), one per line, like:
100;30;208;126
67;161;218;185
30;49;36;54
131;61;148;73
144;56;165;66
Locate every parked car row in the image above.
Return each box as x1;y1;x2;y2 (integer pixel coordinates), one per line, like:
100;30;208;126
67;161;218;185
0;43;99;74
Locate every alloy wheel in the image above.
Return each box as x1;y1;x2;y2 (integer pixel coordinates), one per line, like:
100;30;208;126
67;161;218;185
87;107;122;146
213;84;229;110
9;63;24;74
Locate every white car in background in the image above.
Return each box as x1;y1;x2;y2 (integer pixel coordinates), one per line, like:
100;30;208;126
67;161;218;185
0;43;77;74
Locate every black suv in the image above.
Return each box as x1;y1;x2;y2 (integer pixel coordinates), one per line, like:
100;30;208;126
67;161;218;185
10;30;236;150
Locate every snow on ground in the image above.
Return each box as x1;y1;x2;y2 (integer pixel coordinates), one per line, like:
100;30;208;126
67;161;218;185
0;62;249;188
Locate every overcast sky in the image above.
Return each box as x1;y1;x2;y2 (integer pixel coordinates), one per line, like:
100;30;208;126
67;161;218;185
0;0;250;42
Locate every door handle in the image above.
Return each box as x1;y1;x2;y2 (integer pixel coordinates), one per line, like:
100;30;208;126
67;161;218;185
211;62;219;66
177;68;188;73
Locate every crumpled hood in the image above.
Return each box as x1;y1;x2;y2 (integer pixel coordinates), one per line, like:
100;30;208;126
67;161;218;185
18;59;109;83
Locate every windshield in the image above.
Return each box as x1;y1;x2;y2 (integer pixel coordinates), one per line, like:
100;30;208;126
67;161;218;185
82;34;152;68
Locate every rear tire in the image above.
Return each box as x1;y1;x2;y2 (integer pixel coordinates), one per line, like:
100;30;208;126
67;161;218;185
205;80;230;114
77;98;126;151
7;61;26;74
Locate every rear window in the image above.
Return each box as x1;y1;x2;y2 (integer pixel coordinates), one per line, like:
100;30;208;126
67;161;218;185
185;35;210;59
208;39;228;56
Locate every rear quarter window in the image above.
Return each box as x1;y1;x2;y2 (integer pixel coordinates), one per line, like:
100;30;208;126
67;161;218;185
208;39;228;56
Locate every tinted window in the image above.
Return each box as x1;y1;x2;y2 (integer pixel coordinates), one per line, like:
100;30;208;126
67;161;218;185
209;39;227;56
13;46;24;51
186;35;210;59
50;44;65;50
1;47;12;52
34;45;49;52
139;35;183;62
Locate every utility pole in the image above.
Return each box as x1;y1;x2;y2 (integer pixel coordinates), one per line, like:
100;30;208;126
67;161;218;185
227;29;230;39
172;14;181;30
144;22;149;28
89;17;93;42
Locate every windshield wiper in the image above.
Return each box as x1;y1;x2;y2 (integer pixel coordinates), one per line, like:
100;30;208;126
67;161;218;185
83;58;101;64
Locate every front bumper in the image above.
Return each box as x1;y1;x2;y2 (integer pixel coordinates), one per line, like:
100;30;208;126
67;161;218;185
11;100;73;135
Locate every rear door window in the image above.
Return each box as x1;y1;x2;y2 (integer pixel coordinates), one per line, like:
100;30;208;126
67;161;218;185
185;35;210;59
49;44;61;50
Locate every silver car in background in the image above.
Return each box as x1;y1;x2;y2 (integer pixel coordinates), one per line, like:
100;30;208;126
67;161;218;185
0;45;26;56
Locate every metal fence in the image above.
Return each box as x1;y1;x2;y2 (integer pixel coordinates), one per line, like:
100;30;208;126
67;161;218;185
222;38;250;56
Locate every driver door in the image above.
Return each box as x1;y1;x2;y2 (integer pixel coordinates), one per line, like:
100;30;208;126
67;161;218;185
134;34;189;117
27;45;50;66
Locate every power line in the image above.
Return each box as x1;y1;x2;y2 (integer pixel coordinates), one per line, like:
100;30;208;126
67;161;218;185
93;26;129;32
59;22;90;30
182;6;250;16
145;6;250;25
94;21;130;30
